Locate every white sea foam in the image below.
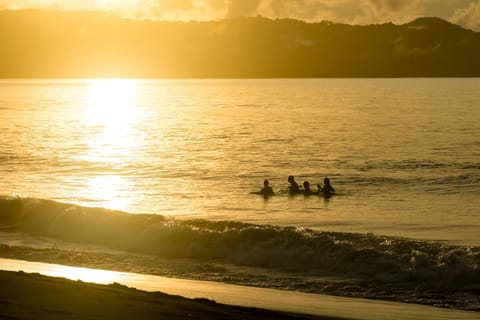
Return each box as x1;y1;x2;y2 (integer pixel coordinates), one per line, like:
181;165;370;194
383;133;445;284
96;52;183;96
0;198;480;308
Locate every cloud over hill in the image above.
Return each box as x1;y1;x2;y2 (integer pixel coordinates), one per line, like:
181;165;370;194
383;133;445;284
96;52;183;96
0;10;479;78
0;0;479;31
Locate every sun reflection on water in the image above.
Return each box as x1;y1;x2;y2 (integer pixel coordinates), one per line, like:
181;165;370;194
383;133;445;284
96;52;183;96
50;264;120;285
86;78;140;127
79;79;143;212
81;79;143;162
84;175;132;211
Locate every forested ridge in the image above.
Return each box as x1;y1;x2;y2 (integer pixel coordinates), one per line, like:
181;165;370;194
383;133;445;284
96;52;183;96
1;10;479;77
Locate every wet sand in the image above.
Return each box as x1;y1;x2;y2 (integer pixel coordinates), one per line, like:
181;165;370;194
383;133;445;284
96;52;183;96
1;258;479;320
0;270;337;320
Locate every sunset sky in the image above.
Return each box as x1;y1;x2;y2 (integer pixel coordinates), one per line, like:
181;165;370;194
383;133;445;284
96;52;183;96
0;0;479;30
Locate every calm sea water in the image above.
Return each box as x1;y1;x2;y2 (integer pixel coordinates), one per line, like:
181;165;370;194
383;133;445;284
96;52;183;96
1;78;479;244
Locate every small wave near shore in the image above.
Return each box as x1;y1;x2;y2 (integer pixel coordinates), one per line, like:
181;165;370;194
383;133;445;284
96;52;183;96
1;196;479;310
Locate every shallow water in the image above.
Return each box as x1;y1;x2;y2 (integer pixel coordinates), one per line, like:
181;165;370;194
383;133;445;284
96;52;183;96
1;78;479;244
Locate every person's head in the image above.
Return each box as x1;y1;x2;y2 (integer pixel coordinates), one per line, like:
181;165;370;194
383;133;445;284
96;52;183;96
288;175;295;183
303;181;310;188
264;179;269;187
324;177;330;185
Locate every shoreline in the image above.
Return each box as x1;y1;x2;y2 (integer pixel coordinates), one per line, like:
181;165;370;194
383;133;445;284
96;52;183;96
1;258;479;320
0;269;327;320
1;238;479;311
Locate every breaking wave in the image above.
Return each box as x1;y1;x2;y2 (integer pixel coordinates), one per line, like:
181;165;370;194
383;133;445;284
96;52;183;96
0;196;479;290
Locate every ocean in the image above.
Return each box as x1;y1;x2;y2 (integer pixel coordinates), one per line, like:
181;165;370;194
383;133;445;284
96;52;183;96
0;78;479;310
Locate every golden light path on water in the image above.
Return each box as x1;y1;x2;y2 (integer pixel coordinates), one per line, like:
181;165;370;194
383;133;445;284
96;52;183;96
80;79;142;211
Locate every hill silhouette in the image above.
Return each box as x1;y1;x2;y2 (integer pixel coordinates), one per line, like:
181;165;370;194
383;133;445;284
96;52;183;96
1;10;479;78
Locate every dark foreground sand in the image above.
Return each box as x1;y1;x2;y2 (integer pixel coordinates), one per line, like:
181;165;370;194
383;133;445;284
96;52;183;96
0;270;341;320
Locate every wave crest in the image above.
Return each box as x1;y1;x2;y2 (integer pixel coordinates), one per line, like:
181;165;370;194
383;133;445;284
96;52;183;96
1;197;479;289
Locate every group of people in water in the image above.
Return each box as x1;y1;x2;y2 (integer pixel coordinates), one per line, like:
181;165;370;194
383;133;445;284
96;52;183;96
256;176;335;198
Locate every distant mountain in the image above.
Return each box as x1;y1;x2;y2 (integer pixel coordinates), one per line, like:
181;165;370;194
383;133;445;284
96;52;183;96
1;10;479;78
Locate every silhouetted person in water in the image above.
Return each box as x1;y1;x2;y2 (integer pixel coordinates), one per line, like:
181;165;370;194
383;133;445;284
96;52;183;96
320;177;335;198
259;179;274;197
303;181;314;196
288;175;300;195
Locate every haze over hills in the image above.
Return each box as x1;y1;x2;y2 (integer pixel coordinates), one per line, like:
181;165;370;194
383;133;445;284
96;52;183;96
1;10;479;78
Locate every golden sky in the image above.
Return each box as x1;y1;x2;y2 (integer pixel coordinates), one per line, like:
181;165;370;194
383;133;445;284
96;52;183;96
0;0;479;30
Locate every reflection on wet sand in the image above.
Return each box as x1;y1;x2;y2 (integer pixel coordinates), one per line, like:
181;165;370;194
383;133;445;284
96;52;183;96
1;258;478;320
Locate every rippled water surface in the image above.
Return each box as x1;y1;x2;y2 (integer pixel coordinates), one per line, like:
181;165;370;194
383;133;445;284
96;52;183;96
1;78;479;244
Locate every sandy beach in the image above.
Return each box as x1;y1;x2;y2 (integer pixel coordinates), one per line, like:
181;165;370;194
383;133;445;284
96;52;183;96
0;270;333;320
1;258;479;320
